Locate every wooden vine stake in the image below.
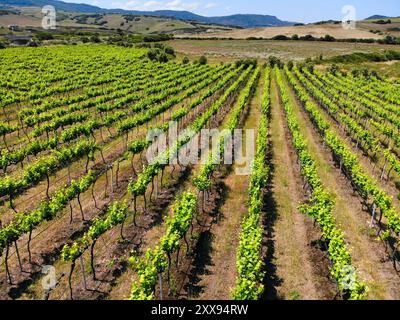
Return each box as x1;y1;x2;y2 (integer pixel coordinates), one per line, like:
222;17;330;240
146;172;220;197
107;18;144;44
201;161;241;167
155;175;158;199
370;203;377;227
110;164;114;194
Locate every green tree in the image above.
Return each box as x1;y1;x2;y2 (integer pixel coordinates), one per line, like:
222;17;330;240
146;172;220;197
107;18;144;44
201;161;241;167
182;56;190;64
199;55;208;65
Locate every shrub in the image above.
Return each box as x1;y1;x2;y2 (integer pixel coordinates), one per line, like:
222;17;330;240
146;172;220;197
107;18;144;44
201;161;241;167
137;43;151;48
158;52;168;63
182;56;190;64
235;58;257;68
90;35;101;43
147;48;160;61
375;19;391;25
300;34;316;41
272;35;290;40
328;64;339;75
35;32;54;41
143;34;174;42
268;56;282;68
28;41;38;47
370;70;380;79
306;64;314;74
147;48;170;63
351;67;374;79
164;46;175;56
322;34;336;42
384;50;400;60
154;43;165;49
375;36;399;45
198;55;208;65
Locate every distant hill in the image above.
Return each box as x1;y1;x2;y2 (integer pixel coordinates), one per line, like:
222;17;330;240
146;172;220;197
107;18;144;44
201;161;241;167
365;15;399;20
206;14;292;28
1;0;103;13
0;0;296;28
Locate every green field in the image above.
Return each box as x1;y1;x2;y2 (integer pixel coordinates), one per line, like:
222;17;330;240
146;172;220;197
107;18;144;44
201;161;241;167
0;43;400;302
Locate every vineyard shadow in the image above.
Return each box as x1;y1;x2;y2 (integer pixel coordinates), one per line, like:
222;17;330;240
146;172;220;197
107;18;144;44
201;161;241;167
261;130;283;300
184;180;228;299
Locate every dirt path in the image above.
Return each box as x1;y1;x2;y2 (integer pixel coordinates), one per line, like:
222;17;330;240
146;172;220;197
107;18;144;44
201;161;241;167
191;73;263;300
283;73;400;300
266;73;334;300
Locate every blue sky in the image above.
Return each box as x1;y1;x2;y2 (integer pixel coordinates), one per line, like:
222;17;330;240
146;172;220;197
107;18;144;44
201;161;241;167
64;0;400;22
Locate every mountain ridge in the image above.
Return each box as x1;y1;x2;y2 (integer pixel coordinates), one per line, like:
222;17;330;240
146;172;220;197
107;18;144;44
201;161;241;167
0;0;296;28
365;15;400;20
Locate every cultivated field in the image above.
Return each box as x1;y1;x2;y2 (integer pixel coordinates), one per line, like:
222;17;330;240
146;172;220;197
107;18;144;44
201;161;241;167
170;39;398;61
1;44;400;301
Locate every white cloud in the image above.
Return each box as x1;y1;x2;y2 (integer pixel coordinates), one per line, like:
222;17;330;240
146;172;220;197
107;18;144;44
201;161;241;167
98;0;202;11
183;2;200;11
126;0;140;7
110;0;141;10
165;0;200;11
143;1;163;7
90;0;101;6
166;0;181;7
118;0;201;11
204;2;217;9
